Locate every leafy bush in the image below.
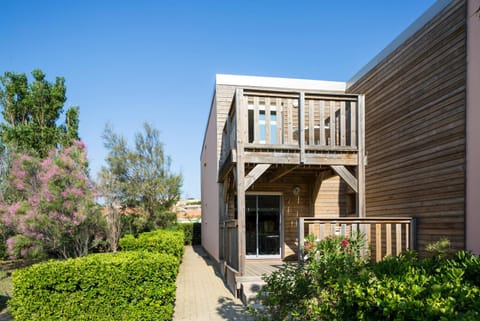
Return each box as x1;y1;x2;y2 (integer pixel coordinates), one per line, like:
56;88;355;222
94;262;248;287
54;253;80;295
175;223;201;245
255;237;480;321
119;229;184;259
9;251;179;321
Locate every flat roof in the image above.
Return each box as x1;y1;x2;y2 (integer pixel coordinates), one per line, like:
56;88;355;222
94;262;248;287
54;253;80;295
216;74;346;92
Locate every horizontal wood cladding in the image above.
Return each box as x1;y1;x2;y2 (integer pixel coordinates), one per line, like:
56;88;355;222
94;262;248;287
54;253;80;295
348;0;467;252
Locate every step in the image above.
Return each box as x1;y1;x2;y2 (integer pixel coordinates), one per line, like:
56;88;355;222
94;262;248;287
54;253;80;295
240;279;266;306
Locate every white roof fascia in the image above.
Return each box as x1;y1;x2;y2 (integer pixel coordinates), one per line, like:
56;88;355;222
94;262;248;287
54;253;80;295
216;74;346;93
347;0;453;88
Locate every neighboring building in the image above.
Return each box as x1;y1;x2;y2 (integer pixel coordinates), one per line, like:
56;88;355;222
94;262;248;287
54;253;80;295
201;0;479;295
175;199;202;223
348;0;479;254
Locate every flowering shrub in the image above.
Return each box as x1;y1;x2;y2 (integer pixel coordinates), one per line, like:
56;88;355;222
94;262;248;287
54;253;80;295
0;141;104;259
254;233;367;320
254;237;480;321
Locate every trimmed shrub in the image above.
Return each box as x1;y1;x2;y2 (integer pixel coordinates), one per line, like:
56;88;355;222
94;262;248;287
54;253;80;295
119;229;184;259
9;251;179;321
177;223;201;245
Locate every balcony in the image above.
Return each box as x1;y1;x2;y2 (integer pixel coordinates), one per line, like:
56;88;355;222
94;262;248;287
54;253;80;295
219;89;364;180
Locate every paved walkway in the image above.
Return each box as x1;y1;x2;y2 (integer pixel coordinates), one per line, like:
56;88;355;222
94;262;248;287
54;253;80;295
173;246;253;321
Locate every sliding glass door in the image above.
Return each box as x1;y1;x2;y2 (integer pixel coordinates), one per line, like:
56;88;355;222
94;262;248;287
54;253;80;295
246;194;281;258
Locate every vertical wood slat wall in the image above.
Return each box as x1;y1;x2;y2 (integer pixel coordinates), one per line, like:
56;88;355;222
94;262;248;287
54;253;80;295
347;1;467;252
299;218;414;263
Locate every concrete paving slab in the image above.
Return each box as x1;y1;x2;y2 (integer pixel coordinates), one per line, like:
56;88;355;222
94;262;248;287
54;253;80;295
173;246;253;321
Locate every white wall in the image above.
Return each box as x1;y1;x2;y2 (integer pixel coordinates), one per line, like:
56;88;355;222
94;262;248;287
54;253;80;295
201;97;220;261
466;0;480;255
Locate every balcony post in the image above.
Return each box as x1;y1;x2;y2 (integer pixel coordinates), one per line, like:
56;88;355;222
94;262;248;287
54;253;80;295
297;217;305;263
235;88;246;276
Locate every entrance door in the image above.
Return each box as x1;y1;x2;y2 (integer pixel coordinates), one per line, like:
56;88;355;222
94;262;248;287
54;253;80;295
246;195;281;258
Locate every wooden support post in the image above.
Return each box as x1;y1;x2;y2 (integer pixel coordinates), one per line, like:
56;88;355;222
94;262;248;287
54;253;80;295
298;217;305;263
235;88;247;276
357;95;366;218
410;219;417;250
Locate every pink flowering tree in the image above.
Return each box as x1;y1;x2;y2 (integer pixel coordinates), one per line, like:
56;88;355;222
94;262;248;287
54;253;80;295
0;141;105;259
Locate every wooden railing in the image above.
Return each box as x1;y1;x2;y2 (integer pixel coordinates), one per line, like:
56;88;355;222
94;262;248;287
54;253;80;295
245;94;358;149
219;90;362;170
221;219;239;271
297;217;416;263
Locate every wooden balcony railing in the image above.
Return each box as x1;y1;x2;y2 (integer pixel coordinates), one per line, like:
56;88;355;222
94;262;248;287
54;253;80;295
297;217;416;263
219;90;364;172
221;219;239;271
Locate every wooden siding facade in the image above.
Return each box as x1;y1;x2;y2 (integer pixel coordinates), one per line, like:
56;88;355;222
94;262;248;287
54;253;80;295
347;0;467;252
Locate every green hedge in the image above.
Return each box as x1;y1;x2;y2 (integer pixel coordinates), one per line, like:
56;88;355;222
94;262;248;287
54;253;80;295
9;251;179;321
119;229;184;259
177;223;201;245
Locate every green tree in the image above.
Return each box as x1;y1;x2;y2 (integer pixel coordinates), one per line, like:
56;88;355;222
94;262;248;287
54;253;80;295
99;122;182;236
0;69;79;158
0;138;9;202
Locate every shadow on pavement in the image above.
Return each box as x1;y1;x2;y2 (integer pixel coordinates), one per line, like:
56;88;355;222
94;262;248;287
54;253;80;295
216;297;253;321
191;246;253;321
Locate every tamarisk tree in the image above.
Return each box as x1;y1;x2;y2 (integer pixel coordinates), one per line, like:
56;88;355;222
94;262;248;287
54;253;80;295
0;141;104;259
99;122;182;239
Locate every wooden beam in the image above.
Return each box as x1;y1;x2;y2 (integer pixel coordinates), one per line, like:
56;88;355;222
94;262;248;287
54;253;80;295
235;88;247;276
244;164;271;191
243;152;358;166
331;165;358;193
269;165;299;183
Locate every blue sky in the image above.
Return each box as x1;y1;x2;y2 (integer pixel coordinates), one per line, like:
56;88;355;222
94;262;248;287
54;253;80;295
0;0;436;198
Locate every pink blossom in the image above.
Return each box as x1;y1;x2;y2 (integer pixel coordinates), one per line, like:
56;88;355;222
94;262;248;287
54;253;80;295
20;247;31;258
6;237;15;254
14;170;26;179
8;202;22;216
73;140;86;149
44;191;55;202
341;239;349;248
14;181;25;191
